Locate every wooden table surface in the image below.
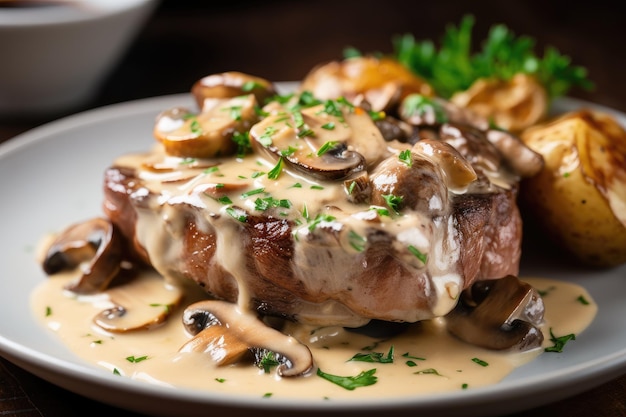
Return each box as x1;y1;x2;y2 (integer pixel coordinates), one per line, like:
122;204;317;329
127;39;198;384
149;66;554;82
1;1;625;416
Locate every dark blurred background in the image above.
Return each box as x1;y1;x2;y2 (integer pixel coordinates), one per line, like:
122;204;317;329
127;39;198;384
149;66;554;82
96;0;625;111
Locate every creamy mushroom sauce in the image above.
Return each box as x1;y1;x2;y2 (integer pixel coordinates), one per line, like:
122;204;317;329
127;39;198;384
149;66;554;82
32;94;597;398
31;268;596;398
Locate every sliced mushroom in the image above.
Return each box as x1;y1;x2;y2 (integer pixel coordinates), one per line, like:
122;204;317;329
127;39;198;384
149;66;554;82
94;271;184;332
399;94;490;131
445;275;545;351
42;217;123;294
300;56;434;112
191;71;276;112
412;139;478;193
179;300;315;377
343;171;371;204
485;128;544;178
249;103;379;181
154;94;259;158
369;151;449;217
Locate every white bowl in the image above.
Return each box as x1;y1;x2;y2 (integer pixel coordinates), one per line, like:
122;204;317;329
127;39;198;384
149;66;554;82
0;0;159;119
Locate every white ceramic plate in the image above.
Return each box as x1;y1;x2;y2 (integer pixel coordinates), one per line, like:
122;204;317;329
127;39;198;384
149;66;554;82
0;92;625;417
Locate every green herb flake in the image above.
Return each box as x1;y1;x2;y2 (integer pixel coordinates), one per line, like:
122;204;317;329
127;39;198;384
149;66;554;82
126;355;149;363
310;185;324;190
226;207;248;223
45;306;52;317
262;392;273;398
398;149;413;167
317;368;378;391
577;295;590;305
349;346;394;364
190;118;202;135
413;368;443;376
149;303;172;314
471;357;489;367
348;230;367;252
544;328;576;353
203;166;220;174
113;368;121;376
382;194;403;214
242;80;263;92
402;352;426;361
408;245;428;264
462;383;469;389
290;182;302;189
258;351;281;373
232;131;251;157
258;126;278;146
321;122;336;130
241;188;265;198
179;157;196;165
268;157;284;180
215;377;226;383
217;196;233;204
317;141;339;156
308;213;336;231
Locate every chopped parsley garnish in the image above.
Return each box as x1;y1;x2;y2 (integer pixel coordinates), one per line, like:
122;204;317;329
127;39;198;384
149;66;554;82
226;207;248;222
544;328;576;353
321;122;335;130
242;80;263;92
45;306;52;317
204;166;220;174
258;126;278;146
317;368;378;390
254;196;292;211
223;105;243;121
402;352;426;361
190;118;202;135
471;357;489;367
149;303;172;313
262;393;273;398
398;149;413;167
348;230;367;252
126;355;149;363
267;157;284;179
408;245;428;264
382;194;403;214
232;131;251;157
308;213;336;231
215;377;226;383
349;346;394;363
414;368;443;376
402;94;448;123
577;295;590;305
241;188;265;198
317;140;339;156
113;368;121;376
258;351;280;373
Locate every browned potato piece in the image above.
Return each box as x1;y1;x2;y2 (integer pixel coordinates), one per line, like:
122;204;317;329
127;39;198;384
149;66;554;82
451;73;549;133
520;109;626;267
300;56;434;112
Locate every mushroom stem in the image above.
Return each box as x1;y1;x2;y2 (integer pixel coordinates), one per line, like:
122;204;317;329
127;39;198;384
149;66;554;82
180;300;315;377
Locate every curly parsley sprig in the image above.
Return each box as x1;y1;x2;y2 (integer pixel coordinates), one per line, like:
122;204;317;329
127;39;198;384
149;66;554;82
390;14;593;99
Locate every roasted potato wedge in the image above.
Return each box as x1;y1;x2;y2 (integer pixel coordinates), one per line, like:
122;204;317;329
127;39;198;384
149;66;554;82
520;109;626;268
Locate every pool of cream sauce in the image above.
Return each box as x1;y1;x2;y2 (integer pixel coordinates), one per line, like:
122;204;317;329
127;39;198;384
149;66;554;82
30;270;597;400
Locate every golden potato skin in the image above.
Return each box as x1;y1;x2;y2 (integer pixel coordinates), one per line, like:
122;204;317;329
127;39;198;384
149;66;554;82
520;110;626;268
